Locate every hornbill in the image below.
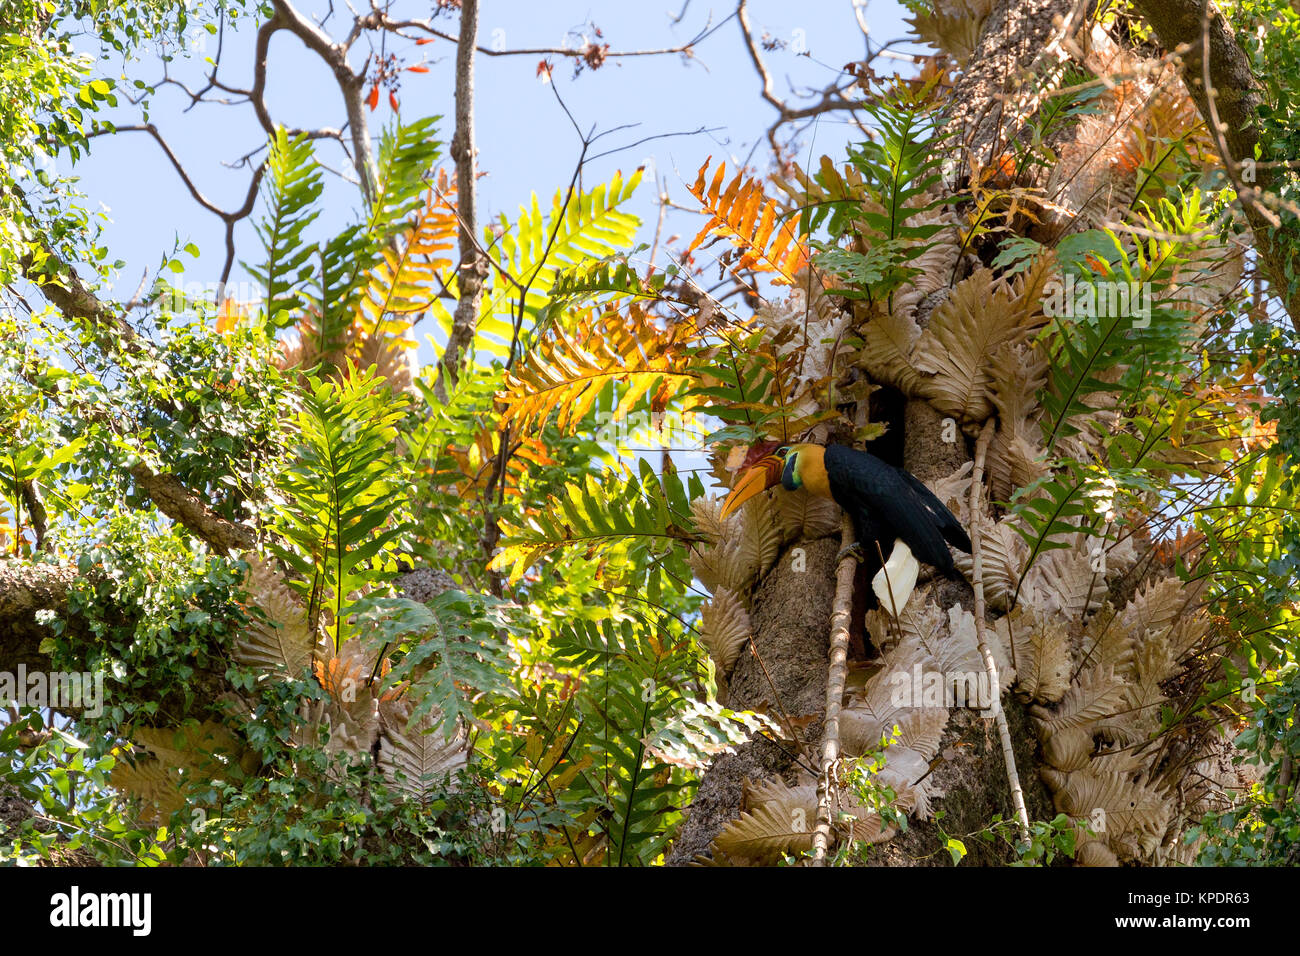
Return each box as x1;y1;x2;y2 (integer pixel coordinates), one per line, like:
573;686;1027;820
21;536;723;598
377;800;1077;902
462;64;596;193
720;443;971;614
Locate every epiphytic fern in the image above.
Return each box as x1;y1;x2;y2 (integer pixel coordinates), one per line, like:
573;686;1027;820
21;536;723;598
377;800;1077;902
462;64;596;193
476;169;643;357
248;128;322;330
498;302;699;436
912;257;1054;423
307;117;444;359
488;460;699;594
687;159;808;285
270;369;411;651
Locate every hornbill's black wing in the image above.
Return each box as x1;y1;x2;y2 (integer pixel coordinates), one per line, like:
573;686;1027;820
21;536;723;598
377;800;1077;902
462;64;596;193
897;468;972;555
824;445;967;573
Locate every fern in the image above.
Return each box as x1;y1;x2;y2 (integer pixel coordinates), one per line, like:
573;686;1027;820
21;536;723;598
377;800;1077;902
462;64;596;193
811;93;951;302
247;128;322;330
643;698;780;770
1040;191;1214;452
234;555;316;680
548;611;700;866
361;590;519;735
498;302;698;437
377;706;468;801
1007;468;1095;608
686;159;808;284
1039;291;1140;453
488;460;700;596
370;116;444;242
550;248;678;304
354;183;457;336
775;154;866;236
306;117;444;360
475;169;643;358
686;329;808;442
843;93;948;241
270;368;411;650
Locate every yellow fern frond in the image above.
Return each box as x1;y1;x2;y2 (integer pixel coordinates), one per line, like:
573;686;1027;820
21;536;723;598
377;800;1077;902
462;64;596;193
356;178;458;334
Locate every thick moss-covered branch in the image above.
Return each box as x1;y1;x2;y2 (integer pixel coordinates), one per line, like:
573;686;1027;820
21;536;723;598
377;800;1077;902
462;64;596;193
0;559;77;672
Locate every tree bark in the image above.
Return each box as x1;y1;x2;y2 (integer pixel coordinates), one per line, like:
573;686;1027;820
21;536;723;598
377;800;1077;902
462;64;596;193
438;0;486;395
1130;0;1300;329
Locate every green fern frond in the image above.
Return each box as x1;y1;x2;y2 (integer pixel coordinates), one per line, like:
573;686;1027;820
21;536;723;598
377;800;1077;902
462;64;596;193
488;460;698;591
371;115;443;241
550;249;678;304
247;128;323;330
475;169;643;357
270;368;411;650
305;117;444;358
363;590;519;735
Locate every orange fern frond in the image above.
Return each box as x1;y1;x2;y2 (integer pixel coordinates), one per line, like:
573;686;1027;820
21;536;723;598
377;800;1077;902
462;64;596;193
687;159;809;285
499;303;699;436
356;175;458;335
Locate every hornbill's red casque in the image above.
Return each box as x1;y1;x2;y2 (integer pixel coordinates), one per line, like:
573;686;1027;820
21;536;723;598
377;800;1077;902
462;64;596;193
720;443;971;613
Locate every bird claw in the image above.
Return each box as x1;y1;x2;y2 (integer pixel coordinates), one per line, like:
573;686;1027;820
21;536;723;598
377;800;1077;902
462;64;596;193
836;541;865;564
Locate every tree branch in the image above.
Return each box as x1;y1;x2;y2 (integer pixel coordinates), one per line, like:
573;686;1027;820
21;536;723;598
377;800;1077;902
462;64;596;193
437;0;485;395
84;123;270;288
0;560;78;672
1130;0;1300;328
128;464;255;555
268;0;378;201
367;8;726;61
811;514;858;864
16;248;258;555
736;0;858;160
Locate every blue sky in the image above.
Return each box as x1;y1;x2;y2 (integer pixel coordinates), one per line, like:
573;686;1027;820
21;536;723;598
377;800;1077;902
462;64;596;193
72;0;920;325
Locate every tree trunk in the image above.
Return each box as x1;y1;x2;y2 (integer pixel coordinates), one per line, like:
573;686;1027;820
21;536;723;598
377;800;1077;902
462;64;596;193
670;0;1246;866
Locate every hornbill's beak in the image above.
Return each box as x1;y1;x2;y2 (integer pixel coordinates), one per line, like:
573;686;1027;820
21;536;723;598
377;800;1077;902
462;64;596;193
720;454;784;520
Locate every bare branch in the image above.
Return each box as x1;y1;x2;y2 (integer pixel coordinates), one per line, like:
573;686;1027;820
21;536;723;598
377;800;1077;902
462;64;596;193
437;0;486;395
366;8;727;61
268;0;378;201
736;0;860;160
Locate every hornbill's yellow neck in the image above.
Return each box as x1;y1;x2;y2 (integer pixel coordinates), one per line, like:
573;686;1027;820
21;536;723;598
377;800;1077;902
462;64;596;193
721;442;831;519
784;443;830;500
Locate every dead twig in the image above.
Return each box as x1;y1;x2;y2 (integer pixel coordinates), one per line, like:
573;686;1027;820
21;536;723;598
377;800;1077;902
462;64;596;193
812;513;859;865
970;420;1031;846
